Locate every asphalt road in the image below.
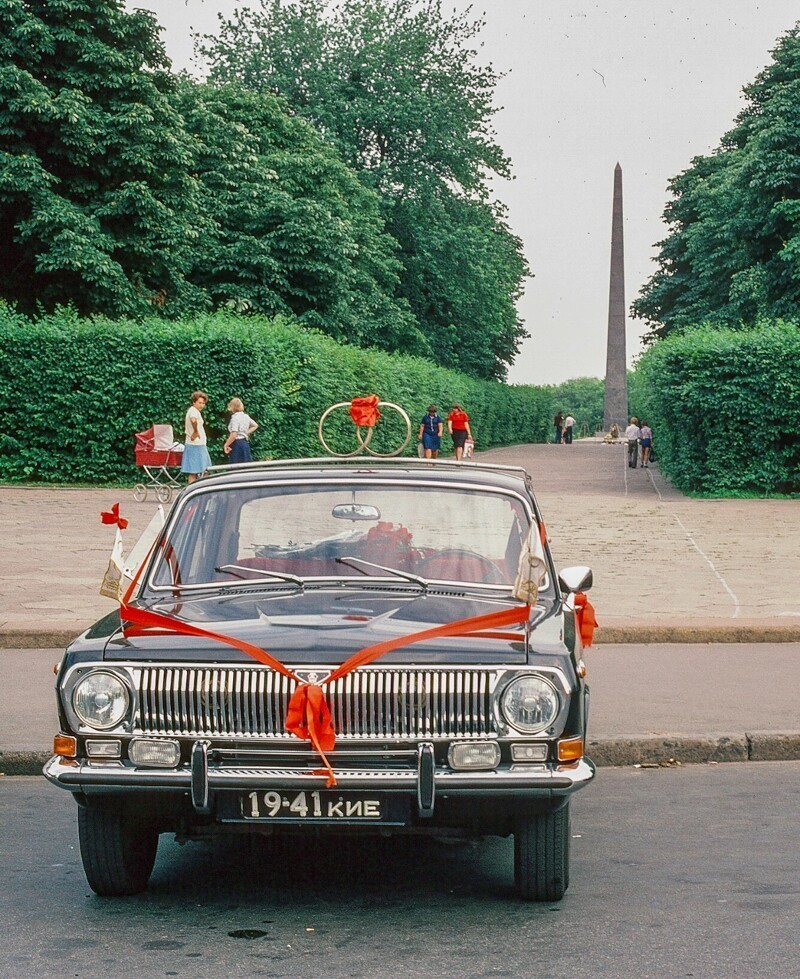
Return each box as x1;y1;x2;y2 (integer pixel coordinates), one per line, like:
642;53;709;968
2;763;799;978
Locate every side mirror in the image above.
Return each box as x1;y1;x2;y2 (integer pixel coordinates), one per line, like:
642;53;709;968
558;566;593;594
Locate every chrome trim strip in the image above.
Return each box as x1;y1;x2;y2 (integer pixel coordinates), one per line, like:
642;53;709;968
44;756;595;795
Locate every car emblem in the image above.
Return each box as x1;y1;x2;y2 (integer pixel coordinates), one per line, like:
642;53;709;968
294;670;332;685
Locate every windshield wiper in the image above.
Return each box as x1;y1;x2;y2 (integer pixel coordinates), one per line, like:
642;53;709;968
215;564;305;587
336;556;428;589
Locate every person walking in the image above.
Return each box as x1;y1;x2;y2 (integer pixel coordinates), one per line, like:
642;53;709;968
624;416;641;469
447;403;473;461
563;413;575;444
640;421;653;467
418;405;443;459
553;411;564;444
181;391;212;484
223;398;259;464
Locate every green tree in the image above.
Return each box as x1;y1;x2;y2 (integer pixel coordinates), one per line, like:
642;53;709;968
548;376;605;437
0;0;205;316
177;80;424;353
200;0;529;379
634;24;800;338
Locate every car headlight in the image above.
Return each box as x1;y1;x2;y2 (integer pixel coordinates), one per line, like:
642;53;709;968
72;672;130;730
500;675;560;734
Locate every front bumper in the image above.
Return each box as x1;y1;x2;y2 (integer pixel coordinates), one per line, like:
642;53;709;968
44;742;595;819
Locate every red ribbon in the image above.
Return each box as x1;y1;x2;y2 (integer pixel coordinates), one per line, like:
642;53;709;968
348;394;381;428
574;591;598;648
101;502;128;530
120;594;530;786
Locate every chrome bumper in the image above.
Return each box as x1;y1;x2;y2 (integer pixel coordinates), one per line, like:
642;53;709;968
44;746;595;817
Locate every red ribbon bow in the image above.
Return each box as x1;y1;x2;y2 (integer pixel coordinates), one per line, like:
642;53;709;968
100;502;128;530
348;394;381;428
120;554;530;786
574;591;598;648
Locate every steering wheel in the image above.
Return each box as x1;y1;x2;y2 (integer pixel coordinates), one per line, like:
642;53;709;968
415;548;507;585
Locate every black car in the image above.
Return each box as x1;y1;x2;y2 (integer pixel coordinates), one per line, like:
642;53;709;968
45;458;595;900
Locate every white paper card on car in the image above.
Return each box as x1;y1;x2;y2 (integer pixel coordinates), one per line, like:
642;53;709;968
123;505;166;581
99;528;125;601
513;524;546;605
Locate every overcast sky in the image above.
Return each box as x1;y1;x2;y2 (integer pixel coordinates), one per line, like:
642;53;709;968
129;0;800;384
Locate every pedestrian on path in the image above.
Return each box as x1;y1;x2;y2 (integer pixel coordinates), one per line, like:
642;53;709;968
181;391;212;484
624;417;641;468
447;403;473;461
418;405;443;459
640;421;653;467
553;411;564;444
223;398;259;464
563;414;575;444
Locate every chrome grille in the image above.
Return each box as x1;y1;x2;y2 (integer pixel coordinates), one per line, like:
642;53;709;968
135;666;498;740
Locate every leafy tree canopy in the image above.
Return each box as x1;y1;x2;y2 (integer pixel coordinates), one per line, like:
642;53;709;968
178;80;424;352
0;0;420;353
633;24;800;339
0;0;202;316
200;0;530;379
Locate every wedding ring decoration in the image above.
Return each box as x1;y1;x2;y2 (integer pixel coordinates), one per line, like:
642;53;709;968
318;395;412;457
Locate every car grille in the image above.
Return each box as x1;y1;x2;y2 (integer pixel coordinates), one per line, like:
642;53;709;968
134;666;498;740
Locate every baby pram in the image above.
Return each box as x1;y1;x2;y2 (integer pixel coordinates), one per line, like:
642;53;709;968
133;424;184;503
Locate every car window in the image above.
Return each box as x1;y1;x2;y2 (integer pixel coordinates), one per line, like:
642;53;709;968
150;483;534;588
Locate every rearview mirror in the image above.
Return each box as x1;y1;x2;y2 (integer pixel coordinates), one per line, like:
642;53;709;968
331;503;381;521
558;566;593;594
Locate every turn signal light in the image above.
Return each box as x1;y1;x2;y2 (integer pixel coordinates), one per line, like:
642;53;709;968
53;735;77;757
557;736;584;762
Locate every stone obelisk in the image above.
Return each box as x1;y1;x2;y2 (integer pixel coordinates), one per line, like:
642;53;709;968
603;163;628;431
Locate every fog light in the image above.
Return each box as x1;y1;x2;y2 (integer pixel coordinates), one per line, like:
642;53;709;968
557;736;584;762
85;739;121;758
448;741;501;770
129;738;181;767
511;743;548;762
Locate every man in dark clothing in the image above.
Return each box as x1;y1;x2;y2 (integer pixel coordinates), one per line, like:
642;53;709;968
553;411;564;444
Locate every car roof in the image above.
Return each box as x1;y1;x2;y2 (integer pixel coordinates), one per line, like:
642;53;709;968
200;457;535;498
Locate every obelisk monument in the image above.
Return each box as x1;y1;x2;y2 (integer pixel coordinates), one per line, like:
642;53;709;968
603;163;628;431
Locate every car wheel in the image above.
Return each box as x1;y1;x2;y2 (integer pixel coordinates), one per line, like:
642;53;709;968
514;803;570;901
78;805;159;896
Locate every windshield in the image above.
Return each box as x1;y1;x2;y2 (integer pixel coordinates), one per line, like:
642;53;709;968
149;481;535;590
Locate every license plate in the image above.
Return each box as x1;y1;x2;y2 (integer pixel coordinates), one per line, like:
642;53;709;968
242;790;383;821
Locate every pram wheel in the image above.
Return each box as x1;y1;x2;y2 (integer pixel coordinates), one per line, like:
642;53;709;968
133;483;148;503
156;485;172;504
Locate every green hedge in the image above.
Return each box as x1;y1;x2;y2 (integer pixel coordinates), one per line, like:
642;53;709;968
634;323;800;494
0;307;551;483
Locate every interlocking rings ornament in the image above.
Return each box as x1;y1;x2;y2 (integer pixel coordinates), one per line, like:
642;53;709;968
318;398;412;458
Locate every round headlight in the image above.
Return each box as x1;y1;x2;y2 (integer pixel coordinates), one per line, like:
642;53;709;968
73;672;130;730
500;675;560;734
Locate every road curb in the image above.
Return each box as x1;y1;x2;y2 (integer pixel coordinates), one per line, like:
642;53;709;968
596;626;800;644
4;625;800;649
6;733;800;776
0;631;78;649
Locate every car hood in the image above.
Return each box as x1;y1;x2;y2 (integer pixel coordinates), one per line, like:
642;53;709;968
101;587;560;665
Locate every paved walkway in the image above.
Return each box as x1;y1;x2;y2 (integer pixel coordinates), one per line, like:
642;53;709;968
481;441;800;641
2;442;799;772
2;440;799;643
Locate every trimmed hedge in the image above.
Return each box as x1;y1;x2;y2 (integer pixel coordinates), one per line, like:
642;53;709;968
634;323;800;494
0;307;551;483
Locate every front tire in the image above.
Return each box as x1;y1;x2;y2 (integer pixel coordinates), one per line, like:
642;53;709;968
78;806;159;896
514;803;570;901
